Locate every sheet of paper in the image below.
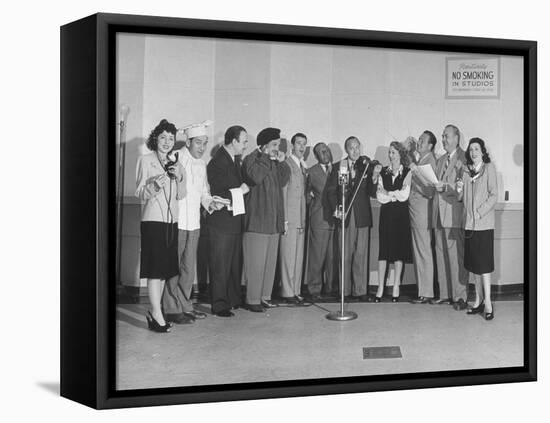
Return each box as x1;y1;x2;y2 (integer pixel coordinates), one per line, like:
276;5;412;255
229;188;245;216
417;164;438;184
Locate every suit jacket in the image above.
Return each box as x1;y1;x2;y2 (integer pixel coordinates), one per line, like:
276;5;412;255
282;156;307;229
206;146;243;234
409;152;437;229
307;163;335;230
242;149;290;234
431;148;466;228
326;156;377;228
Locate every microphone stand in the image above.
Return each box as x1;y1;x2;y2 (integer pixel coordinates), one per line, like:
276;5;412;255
116;106;129;286
326;164;358;321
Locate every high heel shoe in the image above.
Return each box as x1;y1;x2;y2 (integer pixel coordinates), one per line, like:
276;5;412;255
146;311;171;333
484;305;495;321
466;302;484;315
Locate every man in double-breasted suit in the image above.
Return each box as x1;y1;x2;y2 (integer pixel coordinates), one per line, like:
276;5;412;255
408;131;437;303
206;125;250;317
326;136;381;299
304;142;336;300
430;124;469;309
279;133;308;303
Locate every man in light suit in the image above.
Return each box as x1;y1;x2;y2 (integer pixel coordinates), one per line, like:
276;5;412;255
304;142;336;301
279;133;308;304
408;131;437;304
431;124;469;310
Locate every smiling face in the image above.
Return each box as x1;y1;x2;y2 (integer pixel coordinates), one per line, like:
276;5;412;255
187;136;208;159
442;126;459;154
469;142;483;164
157;131;175;155
388;145;401;165
345;138;361;162
315;143;332;165
418;133;433;156
263;138;281;157
292;136;307;159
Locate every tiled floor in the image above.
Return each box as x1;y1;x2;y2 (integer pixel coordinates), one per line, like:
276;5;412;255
116;300;523;390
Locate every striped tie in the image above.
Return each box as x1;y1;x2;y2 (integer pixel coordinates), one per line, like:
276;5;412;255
441;154;451;177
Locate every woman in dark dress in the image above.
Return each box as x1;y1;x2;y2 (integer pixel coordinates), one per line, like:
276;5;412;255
135;119;186;332
374;141;413;302
457;138;498;320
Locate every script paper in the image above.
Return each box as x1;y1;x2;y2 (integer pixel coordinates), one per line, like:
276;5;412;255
417;164;438;184
229;188;245;216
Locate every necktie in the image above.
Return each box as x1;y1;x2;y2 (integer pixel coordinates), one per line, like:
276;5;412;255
350;161;356;179
442;154;451;177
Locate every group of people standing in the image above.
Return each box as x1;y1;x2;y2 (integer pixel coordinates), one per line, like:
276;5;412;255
135;119;498;333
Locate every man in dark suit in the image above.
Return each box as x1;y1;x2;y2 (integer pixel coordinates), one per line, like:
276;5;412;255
206;125;249;317
304;142;336;300
326;136;381;300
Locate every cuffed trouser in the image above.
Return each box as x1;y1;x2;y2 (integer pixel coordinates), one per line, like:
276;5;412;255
279;228;305;298
162;229;200;314
243;232;279;305
305;228;335;295
208;226;242;313
434;227;468;301
337;212;370;297
411;226;435;298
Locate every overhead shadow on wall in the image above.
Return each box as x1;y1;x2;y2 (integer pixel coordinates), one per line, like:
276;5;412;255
374;146;390;167
513;144;524;166
328;142;343;163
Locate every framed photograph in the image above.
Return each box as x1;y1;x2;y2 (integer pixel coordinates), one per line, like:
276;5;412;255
60;12;537;409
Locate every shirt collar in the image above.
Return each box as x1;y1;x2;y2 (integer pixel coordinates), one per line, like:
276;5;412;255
291;154;301;167
223;145;235;162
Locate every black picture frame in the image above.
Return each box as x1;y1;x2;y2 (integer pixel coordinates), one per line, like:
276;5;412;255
60;12;537;409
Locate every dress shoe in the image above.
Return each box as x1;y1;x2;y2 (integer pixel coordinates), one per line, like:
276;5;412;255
165;313;194;324
304;294;321;302
453;298;468;311
391;296;400;303
281;296;298;305
261;299;278;308
466;302;485;315
246;304;265;313
295;295;305;304
146;311;171;333
430;298;451;305
231;305;240;310
215;310;234;317
184;310;207;320
484;305;495;321
411;296;430;304
358;295;370;302
374;296;382;303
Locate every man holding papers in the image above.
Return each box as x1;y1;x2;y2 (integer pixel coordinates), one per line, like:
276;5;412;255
408;131;438;303
206;125;250;317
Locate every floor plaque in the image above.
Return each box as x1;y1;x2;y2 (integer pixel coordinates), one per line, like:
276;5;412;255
363;346;402;359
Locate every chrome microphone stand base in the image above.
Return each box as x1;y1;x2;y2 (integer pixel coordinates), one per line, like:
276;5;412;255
326;310;358;321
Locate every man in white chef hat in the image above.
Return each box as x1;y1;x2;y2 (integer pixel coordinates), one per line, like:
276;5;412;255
162;120;223;324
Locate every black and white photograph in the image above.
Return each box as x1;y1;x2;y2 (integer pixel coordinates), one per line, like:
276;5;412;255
10;0;549;419
114;30;527;391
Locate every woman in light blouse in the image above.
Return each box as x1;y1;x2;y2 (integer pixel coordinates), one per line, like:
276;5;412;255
457;137;498;320
374;141;413;302
136;119;186;332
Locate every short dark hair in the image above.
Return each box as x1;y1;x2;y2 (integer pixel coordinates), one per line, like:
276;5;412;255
224;125;246;145
291;133;307;145
313;142;326;161
423;130;437;151
146;119;177;151
465;137;491;165
344;136;360;150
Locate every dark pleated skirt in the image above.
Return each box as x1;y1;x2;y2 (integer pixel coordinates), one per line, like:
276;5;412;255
464;229;494;274
378;202;412;263
140;221;179;280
